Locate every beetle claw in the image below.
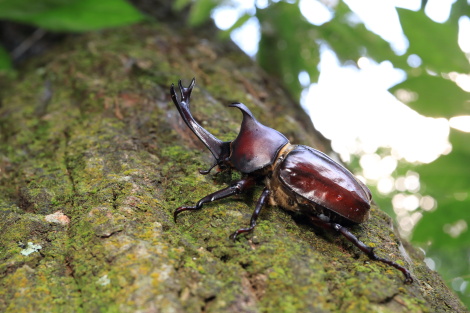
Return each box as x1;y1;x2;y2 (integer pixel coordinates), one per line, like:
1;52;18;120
199;161;219;175
229;228;250;241
173;206;186;222
229;231;239;241
404;273;414;284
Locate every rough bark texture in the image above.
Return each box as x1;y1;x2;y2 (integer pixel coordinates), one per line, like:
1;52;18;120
0;22;467;313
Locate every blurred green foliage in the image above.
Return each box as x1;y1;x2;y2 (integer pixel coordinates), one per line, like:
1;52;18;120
391;74;469;117
0;0;469;308
0;0;143;31
257;2;320;97
0;0;143;71
0;46;11;70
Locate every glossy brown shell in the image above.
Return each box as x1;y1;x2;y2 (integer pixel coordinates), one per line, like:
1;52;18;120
278;145;371;224
229;103;289;173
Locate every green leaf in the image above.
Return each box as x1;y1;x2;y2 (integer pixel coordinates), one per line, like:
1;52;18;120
418;130;470;192
390;73;470;117
173;0;191;11
257;1;320;100
413;197;469;248
397;8;470;73
0;46;12;72
413;130;470;248
0;0;144;32
188;0;220;26
424;246;470;309
449;0;470;23
219;12;252;39
411;131;470;308
319;2;408;69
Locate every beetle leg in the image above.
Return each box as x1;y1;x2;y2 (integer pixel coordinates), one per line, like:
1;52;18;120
230;187;270;241
308;217;413;283
199;162;219;175
331;222;413;284
173;177;256;222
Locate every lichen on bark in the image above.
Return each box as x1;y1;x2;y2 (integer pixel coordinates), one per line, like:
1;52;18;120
0;22;467;313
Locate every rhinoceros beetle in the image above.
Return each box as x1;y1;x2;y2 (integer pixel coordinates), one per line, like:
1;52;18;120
170;78;413;283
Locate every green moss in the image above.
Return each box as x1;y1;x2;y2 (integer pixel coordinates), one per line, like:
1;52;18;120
0;22;464;312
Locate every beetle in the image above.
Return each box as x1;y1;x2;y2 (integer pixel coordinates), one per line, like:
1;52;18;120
170;78;413;283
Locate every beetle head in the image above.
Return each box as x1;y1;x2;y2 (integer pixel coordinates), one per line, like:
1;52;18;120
171;80;288;174
229;103;289;173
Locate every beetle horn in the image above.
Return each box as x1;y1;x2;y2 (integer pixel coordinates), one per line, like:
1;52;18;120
170;78;230;163
228;102;289;173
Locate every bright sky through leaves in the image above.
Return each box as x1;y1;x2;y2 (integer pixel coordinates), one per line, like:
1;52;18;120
213;0;470;164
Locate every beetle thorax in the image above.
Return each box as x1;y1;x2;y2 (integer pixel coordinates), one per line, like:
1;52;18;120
228;103;288;174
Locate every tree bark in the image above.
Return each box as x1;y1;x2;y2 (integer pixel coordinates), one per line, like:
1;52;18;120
0;21;467;313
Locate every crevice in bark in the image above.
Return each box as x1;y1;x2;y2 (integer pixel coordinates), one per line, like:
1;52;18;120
63;129;77;198
245;273;268;301
65;254;84;309
378;292;400;304
201;295;216;313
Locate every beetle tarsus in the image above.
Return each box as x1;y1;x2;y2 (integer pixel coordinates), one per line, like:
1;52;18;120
174;206;198;222
230;187;270;240
199;161;219;175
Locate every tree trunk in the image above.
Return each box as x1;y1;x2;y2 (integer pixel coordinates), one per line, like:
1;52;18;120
0;20;467;313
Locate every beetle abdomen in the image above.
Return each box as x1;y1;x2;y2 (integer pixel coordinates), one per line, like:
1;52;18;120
276;145;371;224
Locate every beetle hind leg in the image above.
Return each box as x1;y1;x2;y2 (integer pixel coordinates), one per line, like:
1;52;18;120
308;216;413;284
331;223;413;283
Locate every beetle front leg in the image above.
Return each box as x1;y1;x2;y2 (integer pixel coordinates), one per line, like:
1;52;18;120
174;177;256;222
230;187;270;240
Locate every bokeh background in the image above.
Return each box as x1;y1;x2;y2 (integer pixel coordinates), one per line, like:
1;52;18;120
1;0;469;308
